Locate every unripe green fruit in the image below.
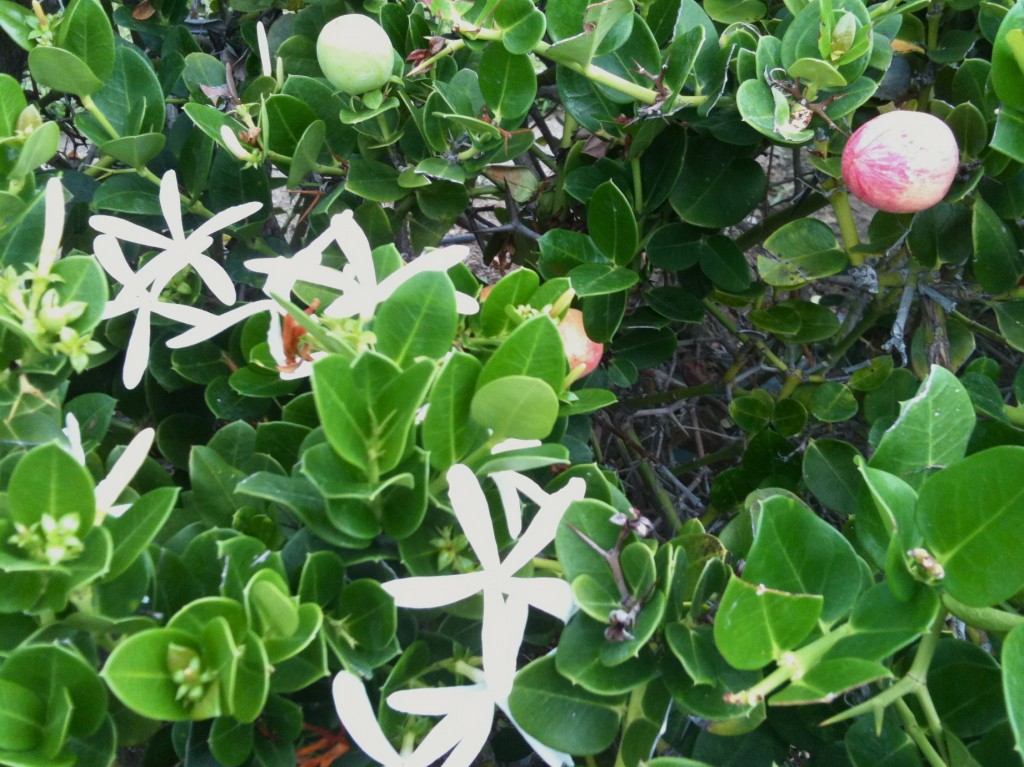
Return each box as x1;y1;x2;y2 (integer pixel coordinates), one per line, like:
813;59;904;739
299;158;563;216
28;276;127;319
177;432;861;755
316;14;395;95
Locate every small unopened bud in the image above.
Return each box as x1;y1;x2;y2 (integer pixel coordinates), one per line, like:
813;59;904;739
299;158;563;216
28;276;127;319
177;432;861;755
908;547;945;580
16;105;42;137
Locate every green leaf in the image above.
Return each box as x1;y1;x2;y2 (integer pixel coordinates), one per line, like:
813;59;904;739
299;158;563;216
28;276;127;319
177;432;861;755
470;376;560;440
869;366;975;482
209;717;254;767
803;439;863;516
188;446;246;528
56;0;113;80
973;196;1023;294
27;46;102;96
714;575;823;670
568;264;639;296
699;236;752;293
759;218;847;287
478;314;566;392
810;382;858;422
287;120;327;188
104;487;179;580
495;0;546;54
996;301;1024;353
992;1;1024;111
345;159;406;202
335;579;396;649
0;679;44;751
374;271;458;366
555;613;658;695
313;354;434;477
422;352;484;472
1005;623;1024;757
831;582;939;661
479;44;536;123
508;655;624;754
917;446;1024;607
10;120;59;180
670;138;766;228
100;628;198;722
8;443;95;534
588;181;637;266
744;495;862;627
262;94;317;158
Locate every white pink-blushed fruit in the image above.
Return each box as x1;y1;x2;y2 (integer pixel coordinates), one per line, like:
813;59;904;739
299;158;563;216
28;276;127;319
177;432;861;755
316;15;395;95
558;308;603;377
841;111;960;214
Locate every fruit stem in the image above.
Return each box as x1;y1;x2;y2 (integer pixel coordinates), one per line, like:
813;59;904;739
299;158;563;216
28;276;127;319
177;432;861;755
462;25;705;109
830;190;862;260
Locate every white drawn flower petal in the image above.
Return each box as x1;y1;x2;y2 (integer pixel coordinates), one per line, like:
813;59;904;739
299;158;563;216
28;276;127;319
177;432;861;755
159;170;185;241
192;201;263;239
382;572;487;609
497;698;575;767
96;427;154;515
455;292;480;315
490;471;523;539
332;672;402;766
62;414;85;466
122;305;152;389
90;216;172;251
447;464;501;571
374;244;469;300
386;684;485;717
93;235;137;286
482;590;523;699
166;300;273;349
501;479;585;576
505;577;575;622
491;439;542;455
189;253;236;305
437;706;494;767
333;210;376;289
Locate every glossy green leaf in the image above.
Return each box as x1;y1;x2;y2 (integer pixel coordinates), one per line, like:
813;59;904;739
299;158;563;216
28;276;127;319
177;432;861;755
105;487;179;580
744;494;862;627
422;352;485;471
714;575;823;670
495;0;546;54
555;612;658;695
810;382;858;423
478;314;566;392
973;196;1023;294
374;271;458;366
759;218;847;287
992;1;1024;110
470;375;559;440
917;446;1024;607
869;366;975;482
1005;623;1024;757
670;139;766;228
27;47;103;96
831;582;940;661
100;629;200;722
508;655;624;754
588;180;637;266
479;45;536;122
803;439;862;516
569;264;639;296
8;443;95;534
345;159;406;202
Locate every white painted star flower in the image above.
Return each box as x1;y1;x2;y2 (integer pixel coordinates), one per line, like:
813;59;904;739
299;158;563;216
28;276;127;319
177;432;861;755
382;464;584;709
61;414;155;522
384;622;573;767
332;671;467;767
89;169;262;306
322;211;478;321
94;235;217;389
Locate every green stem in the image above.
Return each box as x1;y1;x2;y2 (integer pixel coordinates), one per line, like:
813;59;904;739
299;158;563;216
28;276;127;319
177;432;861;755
80;94;120;140
831;190;862;259
136;166;215;219
895;699;949;767
630;156;644;214
704;300;792;375
625;425;680;533
949;309;1005;344
942;595;1024;633
408;38;467;78
463;26;705;109
614;685;650;767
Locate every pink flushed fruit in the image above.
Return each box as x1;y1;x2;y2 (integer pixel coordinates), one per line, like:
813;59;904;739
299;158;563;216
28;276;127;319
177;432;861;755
841;111;960;214
558;308;603;377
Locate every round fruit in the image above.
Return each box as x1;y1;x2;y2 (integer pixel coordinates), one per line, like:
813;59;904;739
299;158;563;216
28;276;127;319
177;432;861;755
558;309;603;378
316;14;395;96
841;111;959;214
